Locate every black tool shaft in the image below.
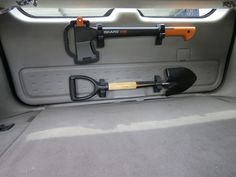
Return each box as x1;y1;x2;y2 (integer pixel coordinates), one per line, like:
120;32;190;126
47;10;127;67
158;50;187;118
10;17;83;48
136;81;156;88
102;28;161;38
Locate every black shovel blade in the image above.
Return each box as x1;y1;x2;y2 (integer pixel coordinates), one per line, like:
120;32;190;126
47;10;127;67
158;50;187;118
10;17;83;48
164;67;197;96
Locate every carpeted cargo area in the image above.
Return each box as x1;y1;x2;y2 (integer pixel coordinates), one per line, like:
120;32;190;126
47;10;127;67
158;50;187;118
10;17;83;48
0;111;40;157
1;96;236;177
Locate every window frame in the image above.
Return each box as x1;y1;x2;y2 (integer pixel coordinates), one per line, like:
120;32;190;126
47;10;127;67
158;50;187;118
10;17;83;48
17;7;216;19
137;9;216;19
17;7;114;18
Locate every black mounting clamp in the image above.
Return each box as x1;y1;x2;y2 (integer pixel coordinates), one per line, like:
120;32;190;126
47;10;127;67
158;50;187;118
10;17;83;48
155;24;165;45
97;25;105;48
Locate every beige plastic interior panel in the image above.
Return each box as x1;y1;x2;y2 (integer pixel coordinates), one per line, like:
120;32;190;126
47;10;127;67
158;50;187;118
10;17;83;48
0;9;235;105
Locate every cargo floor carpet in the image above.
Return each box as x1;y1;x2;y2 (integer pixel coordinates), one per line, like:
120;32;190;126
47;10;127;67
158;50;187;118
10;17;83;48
1;96;236;177
0;111;40;157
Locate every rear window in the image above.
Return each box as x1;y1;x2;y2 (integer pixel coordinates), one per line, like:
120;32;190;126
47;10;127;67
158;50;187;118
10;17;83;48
20;8;214;18
20;8;111;17
138;9;214;17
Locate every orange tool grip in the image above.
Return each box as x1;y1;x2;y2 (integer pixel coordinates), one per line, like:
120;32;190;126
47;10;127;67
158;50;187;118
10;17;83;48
76;17;85;27
166;27;196;40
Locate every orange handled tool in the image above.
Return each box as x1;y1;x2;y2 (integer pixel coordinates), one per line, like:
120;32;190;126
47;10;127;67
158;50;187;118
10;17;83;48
64;17;197;64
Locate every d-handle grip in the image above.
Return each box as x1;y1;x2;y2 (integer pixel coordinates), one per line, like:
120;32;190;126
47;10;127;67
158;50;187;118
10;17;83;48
69;75;99;101
69;76;140;101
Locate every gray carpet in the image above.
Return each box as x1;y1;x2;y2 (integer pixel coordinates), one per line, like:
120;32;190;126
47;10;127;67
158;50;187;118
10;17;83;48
0;111;40;157
1;96;236;177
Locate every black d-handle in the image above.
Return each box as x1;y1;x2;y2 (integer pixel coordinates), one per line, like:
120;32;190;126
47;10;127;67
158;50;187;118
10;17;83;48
69;75;99;101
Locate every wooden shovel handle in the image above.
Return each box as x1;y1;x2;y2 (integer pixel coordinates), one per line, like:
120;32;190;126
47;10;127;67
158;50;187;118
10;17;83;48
108;82;137;90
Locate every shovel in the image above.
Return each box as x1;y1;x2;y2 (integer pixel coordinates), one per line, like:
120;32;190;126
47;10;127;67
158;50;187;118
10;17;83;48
69;67;197;101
